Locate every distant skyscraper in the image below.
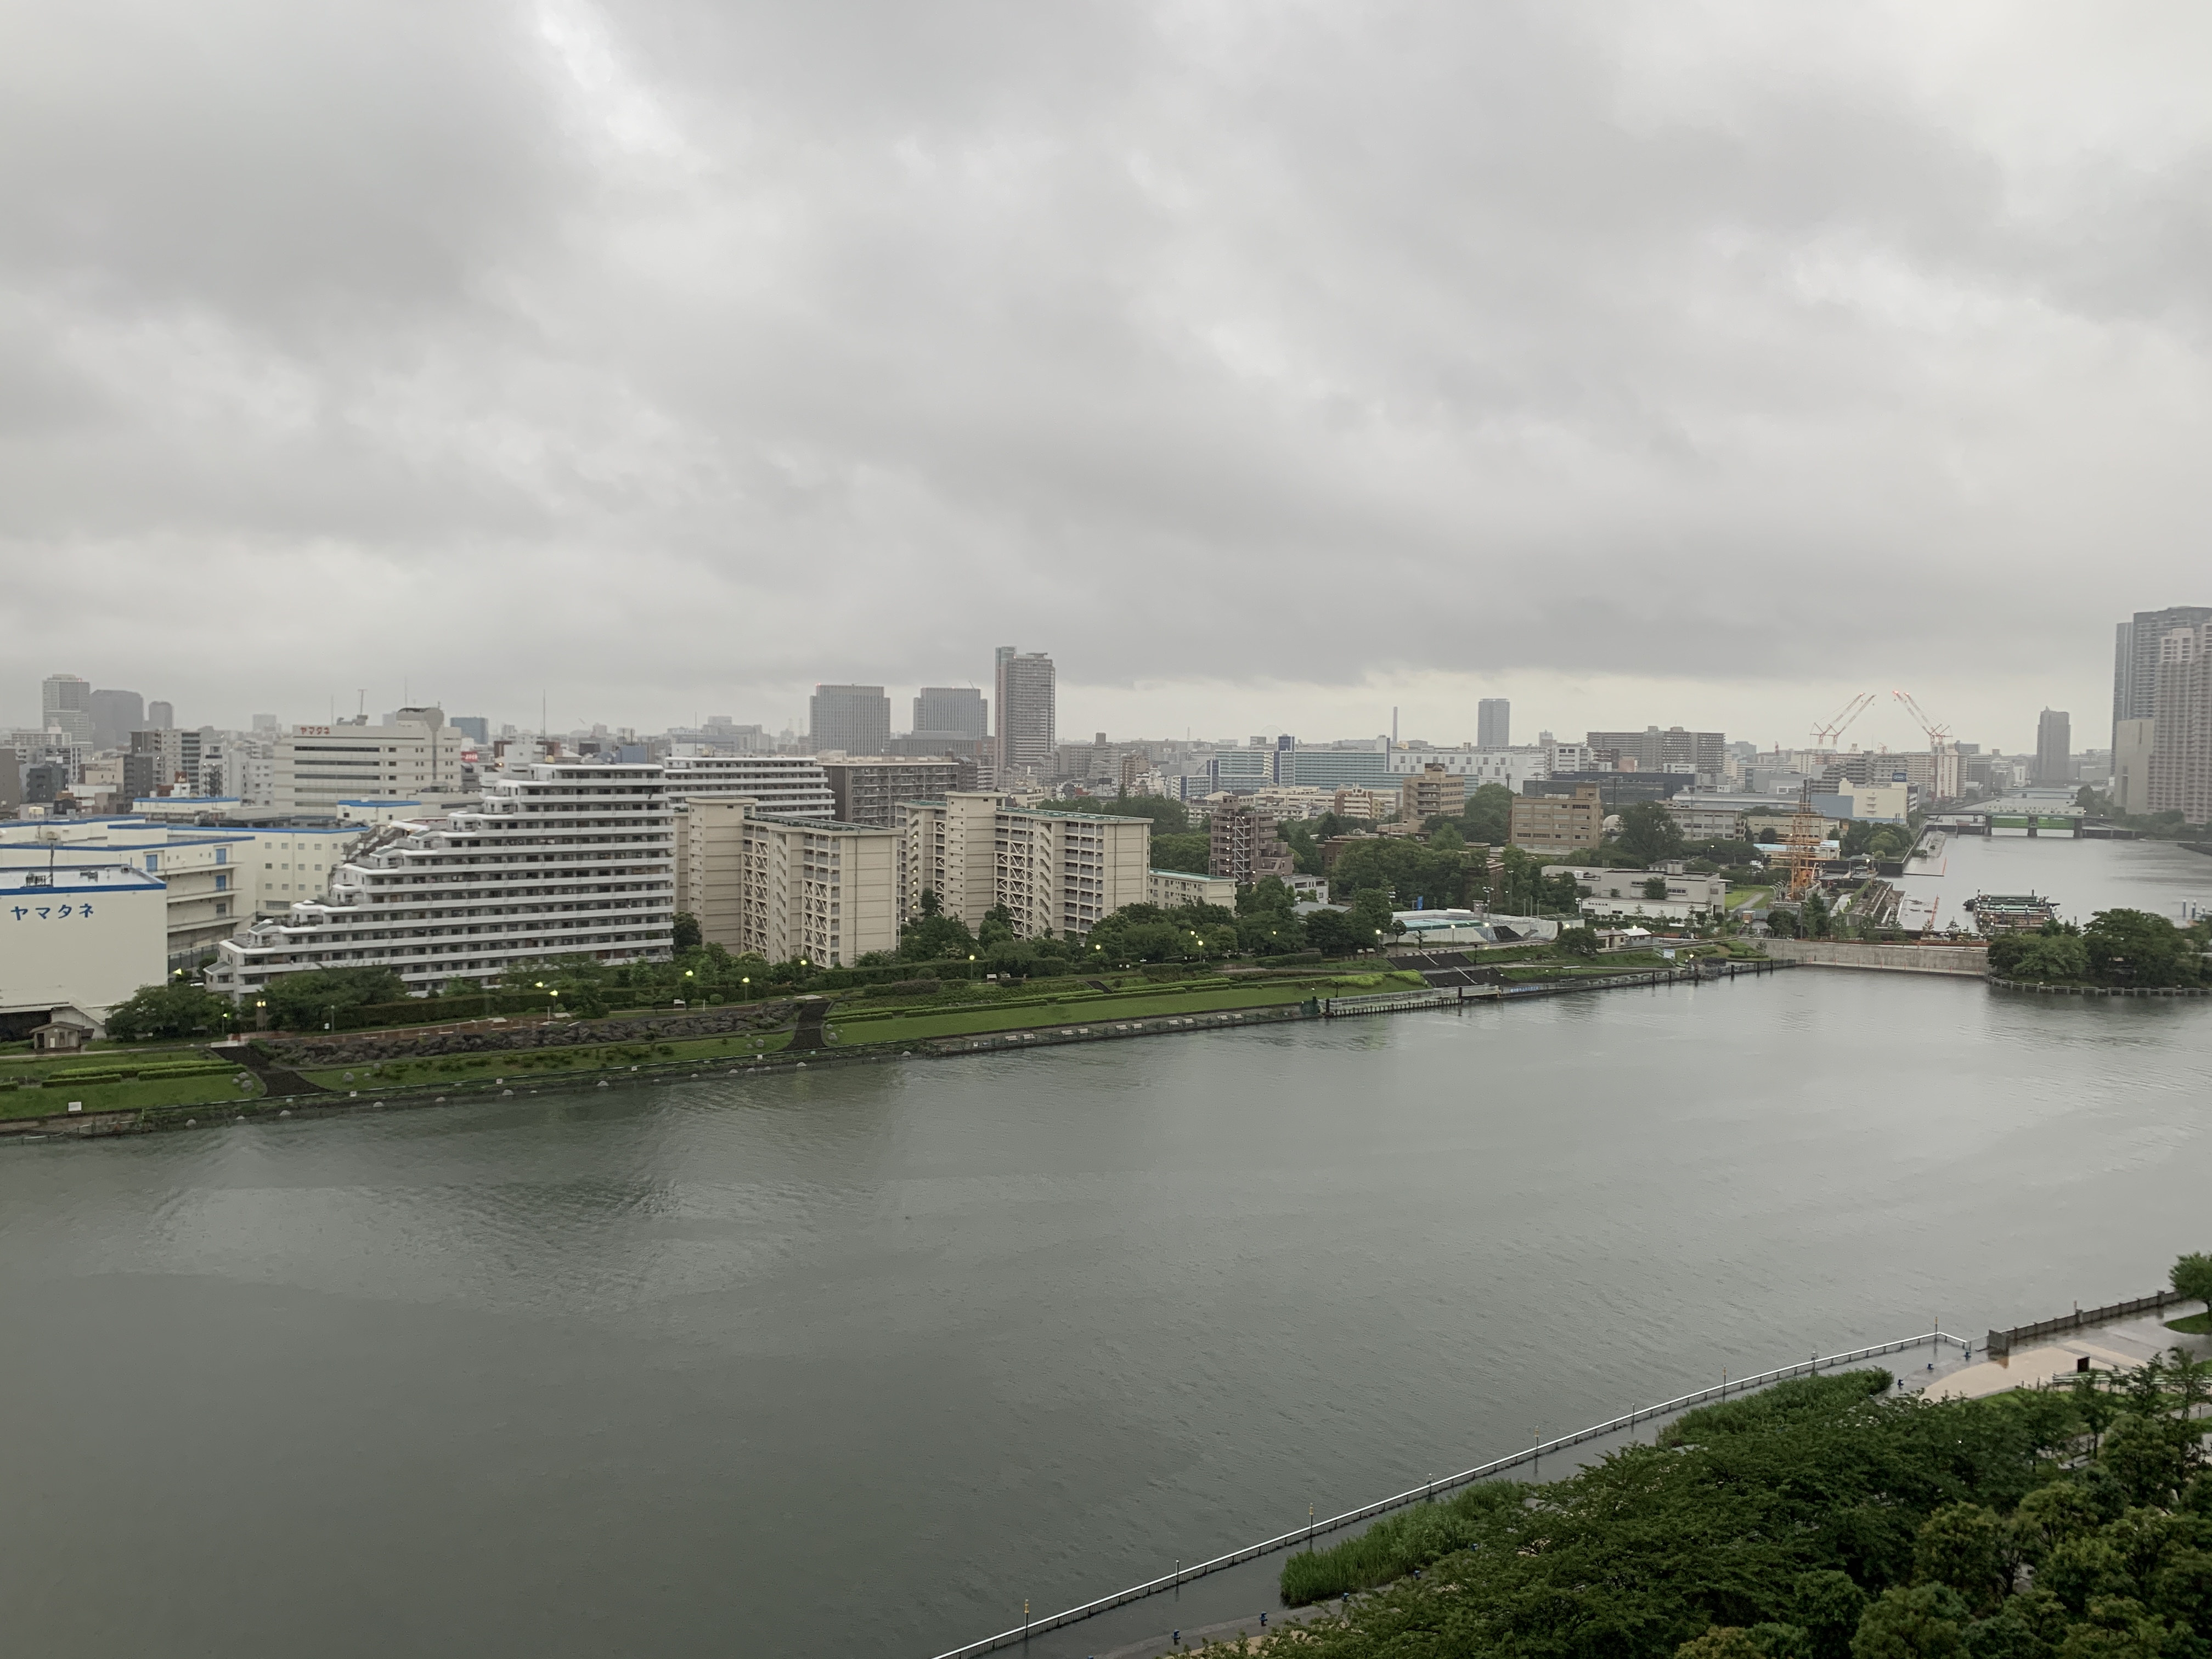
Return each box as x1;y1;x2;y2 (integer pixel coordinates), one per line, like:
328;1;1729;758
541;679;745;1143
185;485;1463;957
89;687;144;751
808;685;891;754
451;716;489;745
40;673;93;743
1477;698;1510;749
147;699;174;730
912;686;988;741
2149;623;2212;824
993;647;1057;777
2113;606;2212;758
2034;709;2072;786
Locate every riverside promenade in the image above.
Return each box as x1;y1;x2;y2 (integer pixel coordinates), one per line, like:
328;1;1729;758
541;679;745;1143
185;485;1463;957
1760;939;1988;975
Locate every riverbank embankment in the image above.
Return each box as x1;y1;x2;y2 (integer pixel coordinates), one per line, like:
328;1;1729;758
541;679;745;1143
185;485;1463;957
1761;939;1988;974
0;957;1787;1142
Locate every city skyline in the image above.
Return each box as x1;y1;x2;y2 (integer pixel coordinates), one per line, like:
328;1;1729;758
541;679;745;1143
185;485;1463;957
3;10;2203;759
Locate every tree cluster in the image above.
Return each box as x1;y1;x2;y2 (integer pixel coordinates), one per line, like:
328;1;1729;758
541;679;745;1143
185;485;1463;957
1276;1333;2212;1659
1988;910;2204;989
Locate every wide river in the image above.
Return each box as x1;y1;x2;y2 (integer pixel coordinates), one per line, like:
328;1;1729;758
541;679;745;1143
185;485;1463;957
4;838;2209;1658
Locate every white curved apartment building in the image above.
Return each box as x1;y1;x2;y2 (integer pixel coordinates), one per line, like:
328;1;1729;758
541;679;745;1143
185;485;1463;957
660;754;834;817
207;761;674;1000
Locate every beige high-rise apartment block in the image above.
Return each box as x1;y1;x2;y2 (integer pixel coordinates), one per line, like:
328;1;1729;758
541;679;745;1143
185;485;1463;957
894;791;1146;939
675;798;898;967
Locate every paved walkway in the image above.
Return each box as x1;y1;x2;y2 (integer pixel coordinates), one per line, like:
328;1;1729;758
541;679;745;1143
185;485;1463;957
1927;1310;2207;1402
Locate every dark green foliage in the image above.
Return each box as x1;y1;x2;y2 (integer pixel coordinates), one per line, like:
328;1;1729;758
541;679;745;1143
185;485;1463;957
264;966;408;1029
1464;783;1515;848
1271;1358;2212;1659
1644;876;1671;900
2172;1257;2212;1312
1987;934;2091;984
1851;1584;1971;1657
900;911;977;962
2081;909;2201;988
1280;1482;1530;1605
1331;837;1472;911
670;912;703;949
1085;902;1239;966
1304;907;1365;956
104;981;230;1040
1556;925;1601;958
1150;831;1213;874
1617;802;1688;867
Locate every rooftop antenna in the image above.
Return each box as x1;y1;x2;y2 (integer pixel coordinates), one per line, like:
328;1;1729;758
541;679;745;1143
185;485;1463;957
1392;706;1399;747
356;689;365;719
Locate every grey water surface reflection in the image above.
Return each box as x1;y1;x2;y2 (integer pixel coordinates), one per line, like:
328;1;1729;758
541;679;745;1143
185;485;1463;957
2;961;2208;1657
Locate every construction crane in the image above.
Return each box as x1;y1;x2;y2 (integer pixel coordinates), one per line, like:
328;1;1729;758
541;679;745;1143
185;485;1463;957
1810;692;1876;751
1891;691;1959;800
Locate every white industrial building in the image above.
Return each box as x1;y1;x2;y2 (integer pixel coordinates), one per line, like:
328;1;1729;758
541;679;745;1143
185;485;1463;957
1386;747;1552;792
207;761;674;1000
0;858;166;1033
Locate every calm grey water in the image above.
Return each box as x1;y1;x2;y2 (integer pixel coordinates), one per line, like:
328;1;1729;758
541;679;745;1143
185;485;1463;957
3;840;2209;1659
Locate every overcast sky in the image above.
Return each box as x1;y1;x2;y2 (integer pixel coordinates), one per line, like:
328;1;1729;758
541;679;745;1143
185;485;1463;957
6;2;2210;754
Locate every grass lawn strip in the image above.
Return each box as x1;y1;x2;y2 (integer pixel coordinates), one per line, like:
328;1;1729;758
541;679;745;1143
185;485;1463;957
2;1072;263;1121
831;981;1357;1046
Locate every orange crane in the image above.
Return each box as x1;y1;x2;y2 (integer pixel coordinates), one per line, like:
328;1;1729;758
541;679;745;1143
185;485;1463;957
1891;691;1959;799
1779;782;1828;900
1810;692;1876;751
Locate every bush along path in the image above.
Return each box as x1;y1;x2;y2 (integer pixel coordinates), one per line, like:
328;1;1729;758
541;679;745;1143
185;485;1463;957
1269;1354;2212;1658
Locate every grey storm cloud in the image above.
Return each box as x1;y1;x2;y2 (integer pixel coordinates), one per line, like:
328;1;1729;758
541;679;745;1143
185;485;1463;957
3;0;2210;736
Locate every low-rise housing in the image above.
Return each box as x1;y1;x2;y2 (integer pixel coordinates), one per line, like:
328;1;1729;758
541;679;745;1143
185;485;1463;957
1331;787;1394;822
1663;799;1747;840
1398;764;1466;822
1545;866;1728;922
1209;805;1296;885
1509;785;1602;853
1148;868;1236;910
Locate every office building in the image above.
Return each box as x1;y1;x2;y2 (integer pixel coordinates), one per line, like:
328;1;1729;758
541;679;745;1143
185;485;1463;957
808;685;891;755
820;758;962;827
2114;606;2212;757
208;761;675;1000
1386;747;1548;792
1209;805;1296;885
147;701;174;730
675;799;897;968
993;648;1057;777
912;687;988;742
1279;745;1394;792
452;716;490;746
272;716;469;814
89;689;145;752
895;792;1147;939
0;859;166;1032
1398;764;1466;822
1586;726;1727;776
1477;699;1510;749
124;727;205;799
2113;718;2155;815
2149;622;2212;824
660;754;834;818
1510;785;1603;853
2034;709;2072;787
40;674;94;745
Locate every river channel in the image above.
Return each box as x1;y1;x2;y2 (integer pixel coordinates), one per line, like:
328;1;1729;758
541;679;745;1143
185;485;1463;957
3;842;2209;1658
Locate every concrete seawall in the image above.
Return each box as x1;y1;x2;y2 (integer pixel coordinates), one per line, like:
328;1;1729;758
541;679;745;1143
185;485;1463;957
1761;940;1988;975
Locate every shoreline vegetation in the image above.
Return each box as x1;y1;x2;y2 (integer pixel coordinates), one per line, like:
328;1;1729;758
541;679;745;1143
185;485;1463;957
1265;1353;2212;1657
3;940;1745;1131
